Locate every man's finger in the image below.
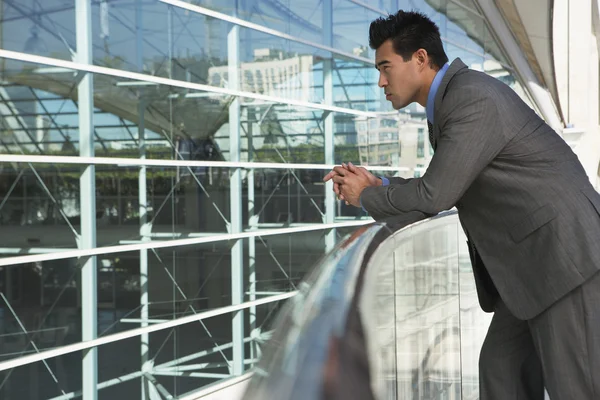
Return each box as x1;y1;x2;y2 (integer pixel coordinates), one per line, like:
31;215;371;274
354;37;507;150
346;161;358;173
348;162;369;178
332;175;344;184
323;170;336;182
333;166;350;176
333;182;341;195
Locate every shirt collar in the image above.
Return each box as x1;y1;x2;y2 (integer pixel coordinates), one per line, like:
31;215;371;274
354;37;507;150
426;62;450;124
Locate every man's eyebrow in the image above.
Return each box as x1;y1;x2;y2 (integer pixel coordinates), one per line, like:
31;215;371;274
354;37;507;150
375;60;390;70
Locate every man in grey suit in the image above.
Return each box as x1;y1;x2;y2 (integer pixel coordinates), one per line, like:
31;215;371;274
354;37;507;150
324;10;600;400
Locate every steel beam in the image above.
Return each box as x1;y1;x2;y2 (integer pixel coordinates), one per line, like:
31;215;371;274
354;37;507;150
75;0;97;398
0;293;296;373
228;0;245;376
323;0;336;252
247;106;258;365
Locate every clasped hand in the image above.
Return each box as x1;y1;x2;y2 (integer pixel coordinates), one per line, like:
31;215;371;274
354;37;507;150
322;162;381;208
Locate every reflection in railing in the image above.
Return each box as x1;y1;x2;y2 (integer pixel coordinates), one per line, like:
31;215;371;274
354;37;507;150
243;211;493;399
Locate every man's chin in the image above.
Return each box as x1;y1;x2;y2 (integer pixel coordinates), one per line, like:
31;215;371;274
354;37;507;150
390;100;409;110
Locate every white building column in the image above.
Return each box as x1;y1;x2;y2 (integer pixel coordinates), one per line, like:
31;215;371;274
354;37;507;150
554;0;600;188
228;0;245;376
323;0;336;252
76;0;98;398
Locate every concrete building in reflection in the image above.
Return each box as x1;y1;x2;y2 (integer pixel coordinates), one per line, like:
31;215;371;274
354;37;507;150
208;48;315;102
356;111;432;177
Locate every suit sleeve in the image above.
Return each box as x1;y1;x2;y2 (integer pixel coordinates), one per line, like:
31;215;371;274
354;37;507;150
361;86;514;217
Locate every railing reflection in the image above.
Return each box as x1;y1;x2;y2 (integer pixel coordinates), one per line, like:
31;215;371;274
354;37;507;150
243;211;493;400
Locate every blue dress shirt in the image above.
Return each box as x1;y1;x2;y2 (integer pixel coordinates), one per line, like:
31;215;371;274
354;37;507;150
426;62;450;125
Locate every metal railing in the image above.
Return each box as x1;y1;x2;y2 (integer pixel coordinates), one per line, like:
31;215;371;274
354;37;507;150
242;211;493;399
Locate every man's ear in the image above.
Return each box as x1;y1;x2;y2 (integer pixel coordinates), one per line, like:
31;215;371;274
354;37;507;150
415;49;428;70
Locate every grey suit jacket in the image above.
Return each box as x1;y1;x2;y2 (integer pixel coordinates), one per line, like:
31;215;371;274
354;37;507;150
361;58;600;320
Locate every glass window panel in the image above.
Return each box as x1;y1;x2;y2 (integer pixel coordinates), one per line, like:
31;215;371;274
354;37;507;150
0;58;376;160
337;112;429;173
174;0;326;49
445;42;485;70
91;1;170;74
332;0;382;58
1;1;76;61
0;298;287;398
0;162;335;251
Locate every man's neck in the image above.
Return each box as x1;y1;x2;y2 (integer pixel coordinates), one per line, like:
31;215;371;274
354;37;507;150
416;69;439;107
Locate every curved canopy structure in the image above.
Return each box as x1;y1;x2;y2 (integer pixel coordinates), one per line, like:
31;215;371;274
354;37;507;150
426;0;563;124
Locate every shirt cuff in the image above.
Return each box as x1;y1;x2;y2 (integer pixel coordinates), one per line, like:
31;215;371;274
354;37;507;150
362;177;388;212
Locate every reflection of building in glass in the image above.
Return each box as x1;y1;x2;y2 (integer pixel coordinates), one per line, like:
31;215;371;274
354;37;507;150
208;49;315;102
356;112;433;173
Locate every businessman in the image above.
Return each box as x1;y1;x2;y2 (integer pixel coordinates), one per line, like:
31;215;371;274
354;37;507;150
324;10;600;400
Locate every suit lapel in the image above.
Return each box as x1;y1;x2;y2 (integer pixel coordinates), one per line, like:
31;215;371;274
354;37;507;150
431;58;468;148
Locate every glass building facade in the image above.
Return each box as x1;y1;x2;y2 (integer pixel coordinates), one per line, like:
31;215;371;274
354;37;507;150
0;0;538;398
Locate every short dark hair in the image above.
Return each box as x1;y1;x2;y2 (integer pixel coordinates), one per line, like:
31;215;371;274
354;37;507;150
369;10;448;70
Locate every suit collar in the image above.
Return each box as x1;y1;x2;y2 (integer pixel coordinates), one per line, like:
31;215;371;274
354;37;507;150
426;62;450;124
432;58;468;125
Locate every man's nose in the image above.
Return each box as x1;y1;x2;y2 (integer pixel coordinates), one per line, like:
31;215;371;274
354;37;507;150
378;74;387;88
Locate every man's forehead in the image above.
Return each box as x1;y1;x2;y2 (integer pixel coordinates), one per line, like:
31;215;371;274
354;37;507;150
375;41;398;62
376;40;394;55
374;50;387;66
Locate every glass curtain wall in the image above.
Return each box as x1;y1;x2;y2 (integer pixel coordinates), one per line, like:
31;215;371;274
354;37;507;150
0;0;534;399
